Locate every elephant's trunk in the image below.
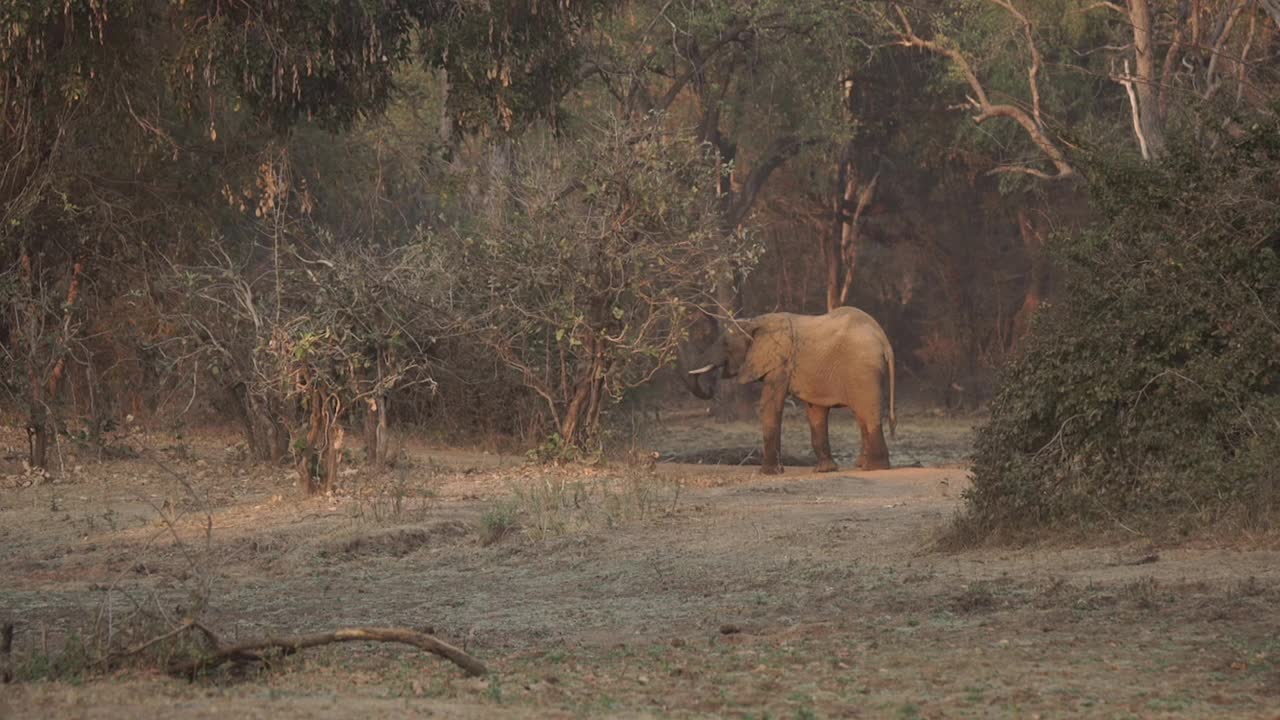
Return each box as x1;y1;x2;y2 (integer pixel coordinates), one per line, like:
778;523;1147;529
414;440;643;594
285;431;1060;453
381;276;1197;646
677;313;725;400
681;363;718;399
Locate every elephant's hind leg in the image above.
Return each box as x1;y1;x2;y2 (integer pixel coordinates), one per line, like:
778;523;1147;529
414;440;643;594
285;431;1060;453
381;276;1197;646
851;392;890;471
857;422;891;470
855;422;870;469
805;402;838;472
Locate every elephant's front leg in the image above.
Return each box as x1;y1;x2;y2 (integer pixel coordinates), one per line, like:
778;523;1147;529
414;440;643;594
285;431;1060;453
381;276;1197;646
805;403;838;472
757;381;788;475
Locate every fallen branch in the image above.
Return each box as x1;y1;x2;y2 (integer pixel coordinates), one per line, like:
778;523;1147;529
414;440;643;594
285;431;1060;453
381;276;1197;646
169;625;487;678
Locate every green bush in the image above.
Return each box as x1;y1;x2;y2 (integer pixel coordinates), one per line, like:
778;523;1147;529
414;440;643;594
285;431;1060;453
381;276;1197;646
960;119;1280;539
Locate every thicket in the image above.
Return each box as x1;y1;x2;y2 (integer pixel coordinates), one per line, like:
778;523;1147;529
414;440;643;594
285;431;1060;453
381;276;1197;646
962;118;1280;538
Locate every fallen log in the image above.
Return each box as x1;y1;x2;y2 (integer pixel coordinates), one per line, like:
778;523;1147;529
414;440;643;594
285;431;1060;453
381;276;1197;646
169;624;487;678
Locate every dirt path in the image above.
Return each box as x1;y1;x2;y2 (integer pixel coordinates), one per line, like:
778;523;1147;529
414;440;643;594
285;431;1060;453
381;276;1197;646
2;421;1279;718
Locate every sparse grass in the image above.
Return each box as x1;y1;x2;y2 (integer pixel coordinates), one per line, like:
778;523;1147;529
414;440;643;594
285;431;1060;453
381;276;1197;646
478;502;519;546
950;582;999;613
503;466;682;542
1227;575;1267;600
347;465;440;526
896;702;922;719
10;630;91;683
1122;576;1163;610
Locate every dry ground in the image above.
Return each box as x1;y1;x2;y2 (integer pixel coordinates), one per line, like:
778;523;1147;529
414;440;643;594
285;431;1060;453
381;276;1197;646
1;410;1279;719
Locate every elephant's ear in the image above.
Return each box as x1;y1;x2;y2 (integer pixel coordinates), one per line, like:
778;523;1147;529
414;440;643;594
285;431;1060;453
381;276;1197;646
737;319;791;384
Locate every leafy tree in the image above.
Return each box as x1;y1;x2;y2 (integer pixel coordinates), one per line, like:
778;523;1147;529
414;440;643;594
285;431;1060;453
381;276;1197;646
438;114;758;450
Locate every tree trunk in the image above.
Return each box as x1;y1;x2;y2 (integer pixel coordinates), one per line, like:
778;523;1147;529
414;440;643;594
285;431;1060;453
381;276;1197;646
825;77;881;311
1011;208;1048;346
559;345;609;447
825;157;879;312
364;395;388;466
297;388;342;495
227;384;261;460
1129;0;1167;158
323;424;343;494
21;257;84;470
227;385;290;463
837;172;878;307
27;403;50;470
825;156;853;312
363;349;389;466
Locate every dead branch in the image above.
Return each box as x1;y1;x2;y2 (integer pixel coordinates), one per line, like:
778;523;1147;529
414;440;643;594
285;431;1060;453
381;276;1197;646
891;5;1075;180
169;624;488;678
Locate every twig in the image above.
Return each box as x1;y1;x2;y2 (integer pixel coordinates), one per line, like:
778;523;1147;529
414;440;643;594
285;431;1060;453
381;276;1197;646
1034;413;1085;458
169;625;488;678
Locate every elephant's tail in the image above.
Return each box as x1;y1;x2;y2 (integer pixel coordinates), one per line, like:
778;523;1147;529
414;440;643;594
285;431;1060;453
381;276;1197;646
885;342;897;439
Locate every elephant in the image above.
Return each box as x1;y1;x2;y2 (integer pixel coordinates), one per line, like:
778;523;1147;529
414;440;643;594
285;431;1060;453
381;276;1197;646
683;306;897;474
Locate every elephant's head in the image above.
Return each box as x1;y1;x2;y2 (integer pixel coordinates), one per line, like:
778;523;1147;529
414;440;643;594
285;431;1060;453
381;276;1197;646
682;317;787;397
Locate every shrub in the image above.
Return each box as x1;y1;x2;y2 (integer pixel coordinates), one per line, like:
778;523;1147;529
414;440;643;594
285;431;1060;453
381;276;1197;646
959;118;1280;539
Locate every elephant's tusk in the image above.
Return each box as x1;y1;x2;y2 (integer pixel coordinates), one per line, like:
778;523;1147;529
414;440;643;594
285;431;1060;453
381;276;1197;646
688;364;717;375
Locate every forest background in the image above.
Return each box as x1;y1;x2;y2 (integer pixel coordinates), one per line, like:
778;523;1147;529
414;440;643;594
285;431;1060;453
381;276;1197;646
2;0;1277;534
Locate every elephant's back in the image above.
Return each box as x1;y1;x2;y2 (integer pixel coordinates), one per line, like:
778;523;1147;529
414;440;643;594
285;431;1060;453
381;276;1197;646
825;306;886;333
787;311;888;404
